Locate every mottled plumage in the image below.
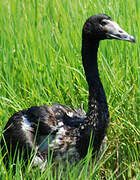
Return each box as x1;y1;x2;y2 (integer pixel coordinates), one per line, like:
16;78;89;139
1;14;135;168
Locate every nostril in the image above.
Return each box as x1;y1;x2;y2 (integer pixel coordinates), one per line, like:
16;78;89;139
119;30;123;33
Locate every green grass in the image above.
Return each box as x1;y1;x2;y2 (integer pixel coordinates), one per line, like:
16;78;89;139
0;0;139;179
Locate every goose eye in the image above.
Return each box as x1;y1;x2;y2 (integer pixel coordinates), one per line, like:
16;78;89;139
100;21;107;26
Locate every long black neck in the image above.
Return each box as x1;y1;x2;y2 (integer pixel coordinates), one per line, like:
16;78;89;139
81;36;109;153
82;38;99;82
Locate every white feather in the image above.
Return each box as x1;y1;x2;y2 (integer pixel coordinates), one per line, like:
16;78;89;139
21;115;32;132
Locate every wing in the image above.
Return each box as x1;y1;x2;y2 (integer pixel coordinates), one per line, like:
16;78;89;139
52;103;86;127
1;106;57;162
1;104;86;166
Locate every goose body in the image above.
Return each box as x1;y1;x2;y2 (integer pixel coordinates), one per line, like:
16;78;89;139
2;104;86;166
1;14;135;167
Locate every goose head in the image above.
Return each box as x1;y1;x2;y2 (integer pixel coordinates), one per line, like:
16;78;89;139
82;14;136;43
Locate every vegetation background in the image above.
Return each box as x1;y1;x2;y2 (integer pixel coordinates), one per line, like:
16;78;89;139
0;0;139;179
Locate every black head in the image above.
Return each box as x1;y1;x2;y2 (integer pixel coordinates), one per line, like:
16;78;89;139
83;14;136;42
